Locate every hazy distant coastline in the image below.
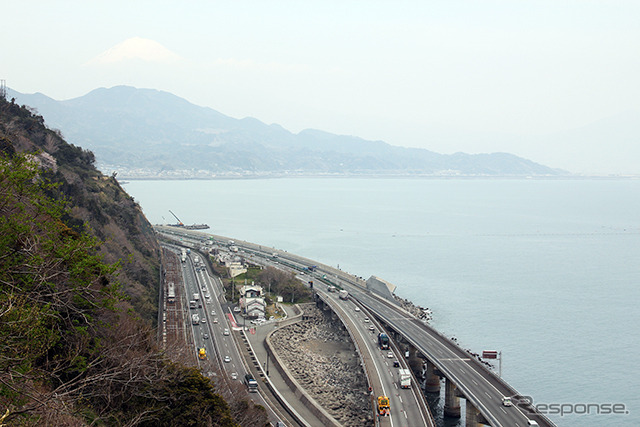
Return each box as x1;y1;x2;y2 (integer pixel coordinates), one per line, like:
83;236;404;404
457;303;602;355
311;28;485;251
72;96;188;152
10;86;565;178
117;171;638;181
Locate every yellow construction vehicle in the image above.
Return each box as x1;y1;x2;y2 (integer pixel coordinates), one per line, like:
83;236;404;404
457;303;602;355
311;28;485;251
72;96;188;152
377;395;390;416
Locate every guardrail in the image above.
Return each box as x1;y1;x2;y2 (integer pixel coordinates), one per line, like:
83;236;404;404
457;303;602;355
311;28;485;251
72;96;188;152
240;328;311;427
353;289;556;427
263;305;342;427
315;294;379;423
157;228;555;427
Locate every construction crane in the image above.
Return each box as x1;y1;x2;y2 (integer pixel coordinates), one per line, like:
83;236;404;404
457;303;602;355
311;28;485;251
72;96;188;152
168;210;184;227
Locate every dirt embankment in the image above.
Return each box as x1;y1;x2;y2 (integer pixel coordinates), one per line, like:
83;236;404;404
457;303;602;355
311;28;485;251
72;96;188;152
271;305;373;426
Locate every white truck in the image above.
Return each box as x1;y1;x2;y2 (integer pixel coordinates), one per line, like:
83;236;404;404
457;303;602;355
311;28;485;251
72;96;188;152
339;289;349;300
398;369;411;389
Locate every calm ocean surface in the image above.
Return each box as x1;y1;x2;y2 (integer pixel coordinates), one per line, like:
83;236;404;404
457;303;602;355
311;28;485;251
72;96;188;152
126;178;639;426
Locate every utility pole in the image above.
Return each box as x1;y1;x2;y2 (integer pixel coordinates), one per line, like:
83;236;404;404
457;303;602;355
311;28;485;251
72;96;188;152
265;353;270;376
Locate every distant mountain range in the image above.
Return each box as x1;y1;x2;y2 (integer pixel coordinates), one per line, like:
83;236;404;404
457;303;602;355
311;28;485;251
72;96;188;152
9;86;564;178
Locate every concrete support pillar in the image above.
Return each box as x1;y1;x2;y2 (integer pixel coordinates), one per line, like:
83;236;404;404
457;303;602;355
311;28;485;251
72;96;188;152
465;400;481;427
444;378;461;418
424;361;441;393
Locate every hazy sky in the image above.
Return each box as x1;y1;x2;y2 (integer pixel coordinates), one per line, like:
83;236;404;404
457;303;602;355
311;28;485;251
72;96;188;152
3;1;640;174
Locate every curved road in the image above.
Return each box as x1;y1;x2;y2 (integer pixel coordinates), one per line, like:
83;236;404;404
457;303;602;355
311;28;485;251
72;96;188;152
157;227;555;427
245;251;434;426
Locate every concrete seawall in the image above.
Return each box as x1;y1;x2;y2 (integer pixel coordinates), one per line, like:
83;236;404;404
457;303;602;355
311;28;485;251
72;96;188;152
264;304;342;427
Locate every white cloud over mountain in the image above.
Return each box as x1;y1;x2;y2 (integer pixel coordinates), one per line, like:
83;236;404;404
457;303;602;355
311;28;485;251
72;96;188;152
85;37;182;65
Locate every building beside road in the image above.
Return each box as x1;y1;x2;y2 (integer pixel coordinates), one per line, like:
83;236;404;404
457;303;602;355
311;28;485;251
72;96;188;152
240;284;266;318
213;250;248;277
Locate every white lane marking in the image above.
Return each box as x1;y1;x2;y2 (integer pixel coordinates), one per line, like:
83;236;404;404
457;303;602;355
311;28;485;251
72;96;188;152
485;391;493;399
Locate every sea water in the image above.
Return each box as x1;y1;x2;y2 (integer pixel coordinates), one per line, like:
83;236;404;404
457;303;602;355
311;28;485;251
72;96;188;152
125;178;640;426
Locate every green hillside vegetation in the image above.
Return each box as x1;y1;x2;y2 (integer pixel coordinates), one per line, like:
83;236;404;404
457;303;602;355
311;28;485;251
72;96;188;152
0;152;237;425
0;98;261;425
212;260;311;304
0;96;160;323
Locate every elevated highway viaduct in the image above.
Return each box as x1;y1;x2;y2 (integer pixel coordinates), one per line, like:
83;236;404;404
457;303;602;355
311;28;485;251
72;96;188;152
314;290;434;427
156;226;556;427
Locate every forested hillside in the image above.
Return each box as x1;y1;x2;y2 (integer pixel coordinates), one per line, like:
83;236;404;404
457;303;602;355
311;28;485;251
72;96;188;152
0;96;160;321
0;97;260;425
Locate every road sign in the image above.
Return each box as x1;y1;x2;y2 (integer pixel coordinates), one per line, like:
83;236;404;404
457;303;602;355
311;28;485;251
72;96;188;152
483;350;502;377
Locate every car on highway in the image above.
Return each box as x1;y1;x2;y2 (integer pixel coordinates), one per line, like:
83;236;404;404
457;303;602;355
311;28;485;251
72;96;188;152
502;397;513;407
224;356;231;363
393;360;400;367
201;318;206;323
233;306;241;313
368;325;375;331
203;333;209;340
364;317;370;322
231;372;238;380
223;328;230;335
213;318;218;323
387;352;394;358
354;307;360;312
211;310;216;315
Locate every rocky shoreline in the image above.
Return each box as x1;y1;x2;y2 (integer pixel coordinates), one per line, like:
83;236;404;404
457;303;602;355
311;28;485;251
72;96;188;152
393;294;433;322
271;305;372;426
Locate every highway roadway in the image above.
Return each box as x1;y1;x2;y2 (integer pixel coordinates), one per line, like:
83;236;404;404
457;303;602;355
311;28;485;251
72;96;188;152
157;227;554;427
254;246;553;427
349;287;544;427
168;248;240;379
160;231;434;426
244;243;554;427
164;244;291;426
233;247;434;426
317;287;434;427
